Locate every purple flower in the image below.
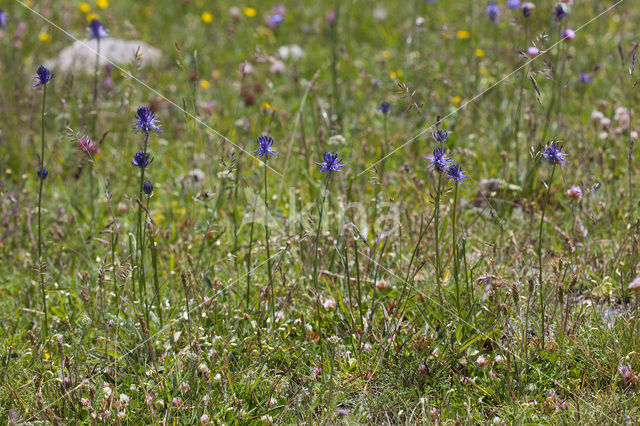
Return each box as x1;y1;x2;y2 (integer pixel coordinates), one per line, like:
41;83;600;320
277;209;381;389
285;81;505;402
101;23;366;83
132;107;161;135
522;2;535;17
268;14;284;27
561;28;575;41
131;151;154;168
0;9;8;30
424;147;452;172
253;135;278;161
541;141;569;166
554;3;568;20
143;180;153;195
506;0;520;9
579;72;591;83
432;129;449;143
485;1;501;22
446;164;467;183
316;152;345;174
33;65;54;87
378;101;392;114
87;18;109;40
37;167;48;180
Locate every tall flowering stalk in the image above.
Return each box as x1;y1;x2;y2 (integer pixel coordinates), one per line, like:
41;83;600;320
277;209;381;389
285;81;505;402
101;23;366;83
34;65;54;339
313;152;344;328
87;19;108;222
253;136;278;327
424;130;451;310
131;107;160;316
538;140;569;348
446;163;467;310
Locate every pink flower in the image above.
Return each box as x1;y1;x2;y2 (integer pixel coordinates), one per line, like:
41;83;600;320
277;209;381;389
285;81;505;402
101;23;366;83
78;136;99;155
561;29;575;41
527;46;539;57
567;185;582;200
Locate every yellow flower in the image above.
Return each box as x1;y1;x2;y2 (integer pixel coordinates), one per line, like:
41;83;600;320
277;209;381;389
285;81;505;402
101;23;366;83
389;70;403;79
243;7;257;17
78;2;91;13
38;32;52;43
201;12;213;23
86;13;100;22
381;50;390;59
261;101;271;110
480;66;489;76
456;30;471;40
452;96;462;104
97;0;109;9
200;79;211;89
475;48;485;57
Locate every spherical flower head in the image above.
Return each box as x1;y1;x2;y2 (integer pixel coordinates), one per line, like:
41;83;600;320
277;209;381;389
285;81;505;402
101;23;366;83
432;129;449;143
554;3;568;20
37;167;48;180
33;65;54;87
78;136;99;155
522;2;535;17
0;9;8;30
131;151;154;168
87;18;109;40
579;72;591;83
506;0;520;9
132;107;161;135
541;141;569;166
485;1;501;22
253;135;278;161
268;13;284;27
446;163;467;183
378;101;392;115
424;147;452;172
567;185;582;200
316;152;345;175
561;29;575;41
143;180;153;195
528;46;539;57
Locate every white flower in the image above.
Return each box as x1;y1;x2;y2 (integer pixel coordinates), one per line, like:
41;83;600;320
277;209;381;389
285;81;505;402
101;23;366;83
323;298;337;310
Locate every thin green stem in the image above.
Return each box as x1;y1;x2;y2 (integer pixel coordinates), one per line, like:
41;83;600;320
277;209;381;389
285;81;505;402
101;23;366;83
137;132;150;312
38;83;48;340
452;182;460;311
538;163;556;350
263;161;274;328
313;178;331;330
434;172;443;312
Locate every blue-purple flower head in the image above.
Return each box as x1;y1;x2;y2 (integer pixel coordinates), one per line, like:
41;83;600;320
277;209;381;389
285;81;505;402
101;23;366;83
87;18;109;40
316;152;345;175
132;107;161;135
143;180;153;195
485;1;501;22
425;147;452;172
579;72;591;84
37;167;48;180
506;0;520;9
554;3;568;20
131;151;154;168
446;163;467;184
432;129;449;143
254;135;278;161
0;9;8;30
541;141;569;166
33;65;54;87
378;101;392;115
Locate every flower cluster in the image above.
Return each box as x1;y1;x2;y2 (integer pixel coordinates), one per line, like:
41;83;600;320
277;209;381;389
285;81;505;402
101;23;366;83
33;65;54;87
253;135;278;161
425;129;467;184
316;152;345;175
88;18;109;40
541;141;569;166
132;107;161;135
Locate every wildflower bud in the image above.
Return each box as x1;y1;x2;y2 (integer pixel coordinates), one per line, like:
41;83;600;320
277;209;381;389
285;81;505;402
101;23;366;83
522;2;535;17
37;167;48;180
527;46;539;57
567;185;582;200
143;180;153;195
561;29;575;41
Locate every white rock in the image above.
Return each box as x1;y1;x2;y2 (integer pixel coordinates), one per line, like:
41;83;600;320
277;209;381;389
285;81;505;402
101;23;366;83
45;38;162;74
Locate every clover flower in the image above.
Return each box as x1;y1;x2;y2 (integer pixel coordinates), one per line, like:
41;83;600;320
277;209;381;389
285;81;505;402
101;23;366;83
33;65;54;87
253;135;278;160
132;107;161;135
316;152;345;174
87;18;109;39
131;151;154;168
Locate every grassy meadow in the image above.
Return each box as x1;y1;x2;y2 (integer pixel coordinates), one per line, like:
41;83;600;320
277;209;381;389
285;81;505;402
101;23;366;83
1;0;640;423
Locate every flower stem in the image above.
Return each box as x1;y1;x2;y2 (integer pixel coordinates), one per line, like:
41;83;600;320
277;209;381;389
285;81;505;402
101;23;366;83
313;178;331;331
38;83;48;341
452;181;460;311
538;163;556;349
263;161;274;328
434;172;443;313
137;132;150;312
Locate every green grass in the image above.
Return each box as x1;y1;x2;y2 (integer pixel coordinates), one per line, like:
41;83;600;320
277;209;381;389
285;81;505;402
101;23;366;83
1;0;640;423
